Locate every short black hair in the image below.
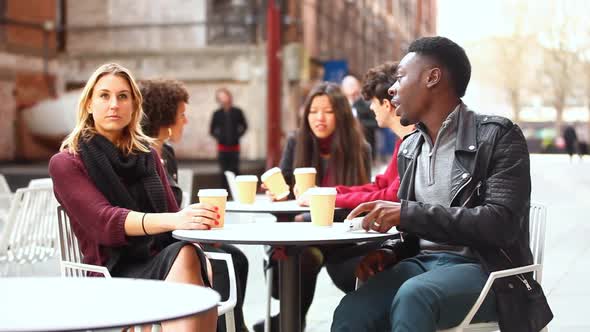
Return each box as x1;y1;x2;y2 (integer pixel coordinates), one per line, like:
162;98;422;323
408;36;471;97
361;62;398;103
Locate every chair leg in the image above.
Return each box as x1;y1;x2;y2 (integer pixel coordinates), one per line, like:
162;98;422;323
224;310;236;332
265;265;273;332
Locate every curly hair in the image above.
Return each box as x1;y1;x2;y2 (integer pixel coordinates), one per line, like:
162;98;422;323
139;79;189;138
408;36;471;97
361;62;398;103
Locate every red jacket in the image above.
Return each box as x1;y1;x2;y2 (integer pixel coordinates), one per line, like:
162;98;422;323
335;139;401;209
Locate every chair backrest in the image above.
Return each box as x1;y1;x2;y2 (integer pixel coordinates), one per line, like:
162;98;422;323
0;174;11;195
177;168;194;206
0;187;58;262
0;174;12;222
57;206;90;277
529;201;547;283
224;171;239;201
28;178;54;188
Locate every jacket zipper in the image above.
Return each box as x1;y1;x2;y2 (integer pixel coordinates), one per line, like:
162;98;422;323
451;176;472;206
461;181;482;208
500;248;532;291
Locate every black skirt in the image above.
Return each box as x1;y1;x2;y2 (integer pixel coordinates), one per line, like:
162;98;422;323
110;240;211;287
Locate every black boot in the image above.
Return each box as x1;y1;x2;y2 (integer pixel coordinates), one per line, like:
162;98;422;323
252;314;279;332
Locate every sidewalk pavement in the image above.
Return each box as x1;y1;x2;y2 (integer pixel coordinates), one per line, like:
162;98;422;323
3;154;587;331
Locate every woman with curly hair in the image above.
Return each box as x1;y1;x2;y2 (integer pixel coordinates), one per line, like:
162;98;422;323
139;79;250;332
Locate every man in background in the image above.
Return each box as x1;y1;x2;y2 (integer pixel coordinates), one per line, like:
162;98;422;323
209;88;248;192
342;75;379;163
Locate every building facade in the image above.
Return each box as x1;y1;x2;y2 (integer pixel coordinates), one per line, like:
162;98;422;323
0;0;436;161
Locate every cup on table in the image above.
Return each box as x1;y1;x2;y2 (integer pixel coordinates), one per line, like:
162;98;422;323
197;189;228;228
260;167;290;200
235;175;258;204
308;187;337;226
293;167;317;197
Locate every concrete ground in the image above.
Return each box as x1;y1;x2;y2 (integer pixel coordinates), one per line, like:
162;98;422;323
243;154;590;331
1;154;588;331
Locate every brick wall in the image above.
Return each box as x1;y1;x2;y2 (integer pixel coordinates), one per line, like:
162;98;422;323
0;78;16;161
66;0;206;55
5;0;57;52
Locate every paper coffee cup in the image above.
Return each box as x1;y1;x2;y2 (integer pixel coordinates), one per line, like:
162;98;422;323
197;189;228;228
293;167;317;197
261;167;290;200
235;175;258;204
308;187;337;226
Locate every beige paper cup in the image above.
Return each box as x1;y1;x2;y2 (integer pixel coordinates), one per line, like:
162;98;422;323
293;167;317;196
235;175;258;204
308;187;337;226
261;167;290;200
197;189;228;228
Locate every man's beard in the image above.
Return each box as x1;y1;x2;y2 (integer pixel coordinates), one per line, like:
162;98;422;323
400;116;413;127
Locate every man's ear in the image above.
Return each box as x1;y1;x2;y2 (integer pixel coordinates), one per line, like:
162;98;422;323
425;67;441;88
383;99;393;112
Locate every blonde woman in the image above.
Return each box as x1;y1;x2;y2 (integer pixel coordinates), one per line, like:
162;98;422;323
49;63;217;331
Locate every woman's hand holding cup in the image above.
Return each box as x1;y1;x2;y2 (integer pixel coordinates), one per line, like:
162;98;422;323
176;202;219;230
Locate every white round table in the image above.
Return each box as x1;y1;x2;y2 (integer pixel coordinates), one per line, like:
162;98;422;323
0;277;220;332
226;199;311;214
174;222;397;332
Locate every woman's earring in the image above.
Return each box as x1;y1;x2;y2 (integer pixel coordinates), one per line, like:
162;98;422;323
167;127;172;138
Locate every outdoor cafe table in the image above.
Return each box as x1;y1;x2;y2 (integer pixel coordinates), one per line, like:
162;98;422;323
0;277;220;332
173;221;398;332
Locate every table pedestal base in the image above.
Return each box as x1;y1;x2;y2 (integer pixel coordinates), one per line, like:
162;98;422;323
279;251;301;332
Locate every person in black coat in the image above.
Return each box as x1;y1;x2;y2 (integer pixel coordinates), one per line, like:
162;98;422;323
209;88;248;192
563;125;578;162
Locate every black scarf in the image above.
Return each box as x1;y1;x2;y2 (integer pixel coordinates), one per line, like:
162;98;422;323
79;134;167;213
79;134;170;270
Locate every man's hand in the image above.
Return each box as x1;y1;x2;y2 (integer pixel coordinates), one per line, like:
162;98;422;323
356;249;398;282
347;200;401;233
261;183;289;202
295;189;311;206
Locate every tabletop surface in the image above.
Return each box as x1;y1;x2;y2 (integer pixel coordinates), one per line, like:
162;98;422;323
0;277;220;332
226;199;311;213
173;222;398;246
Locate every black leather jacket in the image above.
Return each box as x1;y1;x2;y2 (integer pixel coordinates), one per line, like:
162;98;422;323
385;105;552;331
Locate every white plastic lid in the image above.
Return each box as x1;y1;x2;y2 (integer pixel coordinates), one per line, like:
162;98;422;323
307;187;337;195
197;189;228;197
293;167;317;174
235;175;258;182
261;167;282;181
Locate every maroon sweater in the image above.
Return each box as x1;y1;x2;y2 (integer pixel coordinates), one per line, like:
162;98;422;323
49;149;179;268
335;139;401;208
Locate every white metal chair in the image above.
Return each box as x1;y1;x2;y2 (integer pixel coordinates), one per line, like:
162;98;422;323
355;202;548;332
438;202;548;332
177;168;194;208
224;170;239;201
0;187;58;276
56;206;237;332
225;170;275;331
28;177;54;188
0;174;13;223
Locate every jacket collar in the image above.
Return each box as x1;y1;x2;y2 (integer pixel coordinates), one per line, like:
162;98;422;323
454;103;478;153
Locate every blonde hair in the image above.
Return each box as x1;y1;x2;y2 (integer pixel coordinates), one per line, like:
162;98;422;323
60;63;154;155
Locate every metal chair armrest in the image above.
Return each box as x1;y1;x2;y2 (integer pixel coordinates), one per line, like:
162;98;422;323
61;261;112;278
453;264;542;330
